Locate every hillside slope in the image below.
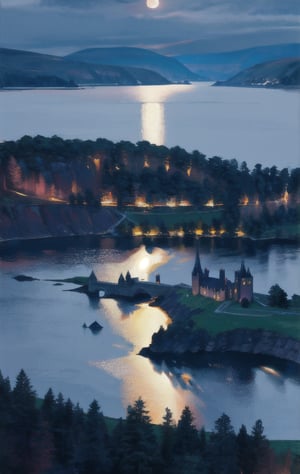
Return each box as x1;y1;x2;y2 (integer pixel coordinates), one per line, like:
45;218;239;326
175;43;300;81
65;47;198;83
214;58;300;88
0;48;170;87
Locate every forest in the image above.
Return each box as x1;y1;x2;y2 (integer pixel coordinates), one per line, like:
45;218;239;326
0;135;299;238
0;369;298;474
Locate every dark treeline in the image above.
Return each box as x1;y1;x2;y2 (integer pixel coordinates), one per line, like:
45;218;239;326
0;369;297;474
0;135;299;238
0;135;299;209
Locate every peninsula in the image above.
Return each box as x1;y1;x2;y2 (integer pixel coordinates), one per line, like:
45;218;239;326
84;252;300;366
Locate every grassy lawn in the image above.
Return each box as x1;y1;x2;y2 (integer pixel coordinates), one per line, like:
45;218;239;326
48;276;89;285
125;208;222;228
176;288;300;340
270;440;300;456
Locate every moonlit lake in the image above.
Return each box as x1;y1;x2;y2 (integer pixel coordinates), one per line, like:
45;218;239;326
0;83;299;169
0;238;299;439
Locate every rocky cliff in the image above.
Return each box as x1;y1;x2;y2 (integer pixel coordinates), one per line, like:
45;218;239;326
0;203;121;241
141;325;300;365
141;290;300;365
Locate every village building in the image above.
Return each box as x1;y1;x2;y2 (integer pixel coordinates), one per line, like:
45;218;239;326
192;247;253;303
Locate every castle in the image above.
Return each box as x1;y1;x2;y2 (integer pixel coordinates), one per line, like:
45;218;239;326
192;247;253;303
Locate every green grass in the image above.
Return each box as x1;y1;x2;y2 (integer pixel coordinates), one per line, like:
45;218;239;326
270;440;300;456
125;208;222;228
176;288;300;339
47;276;88;285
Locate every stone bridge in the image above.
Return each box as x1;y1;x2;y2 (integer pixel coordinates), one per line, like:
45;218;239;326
87;271;171;299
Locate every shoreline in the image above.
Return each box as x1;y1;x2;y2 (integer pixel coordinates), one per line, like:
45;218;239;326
139;288;300;366
0;231;298;247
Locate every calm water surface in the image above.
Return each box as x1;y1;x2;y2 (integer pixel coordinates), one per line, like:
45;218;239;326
0;238;299;439
0;83;299;169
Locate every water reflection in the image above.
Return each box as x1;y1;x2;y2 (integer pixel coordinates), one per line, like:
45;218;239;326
141;102;165;145
136;84;193;145
1;238;300;436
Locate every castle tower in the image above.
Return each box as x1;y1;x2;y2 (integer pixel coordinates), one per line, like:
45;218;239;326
192;245;203;295
88;271;98;294
234;261;253;302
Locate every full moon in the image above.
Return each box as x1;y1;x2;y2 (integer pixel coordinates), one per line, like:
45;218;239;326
146;0;160;9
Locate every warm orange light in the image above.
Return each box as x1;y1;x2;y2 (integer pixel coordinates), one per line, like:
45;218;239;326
209;227;216;236
282;189;289;204
181;373;192;385
71;180;78;194
135;197;149;208
236;228;246;237
205;199;215;207
241;195;249;206
93;157;101;172
101;192;117;206
195;228;203;236
49;196;66;203
132;226;143;236
11;190;28;197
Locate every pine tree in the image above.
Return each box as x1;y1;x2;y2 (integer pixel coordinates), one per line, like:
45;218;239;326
209;413;239;474
41;387;55;423
81;399;111;474
237;424;253;474
0;371;13;473
161;407;175;464
11;369;39;474
118;397;157;474
251;419;270;473
175;406;199;455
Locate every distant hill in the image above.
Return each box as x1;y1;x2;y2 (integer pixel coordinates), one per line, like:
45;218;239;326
214;58;300;88
175;43;300;81
65;47;198;83
0;48;170;88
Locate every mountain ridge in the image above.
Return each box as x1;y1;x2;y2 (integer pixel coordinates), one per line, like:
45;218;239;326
0;47;171;87
174;43;300;80
214;57;300;88
65;47;198;83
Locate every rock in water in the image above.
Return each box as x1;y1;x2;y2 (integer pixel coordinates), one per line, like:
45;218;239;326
88;321;103;334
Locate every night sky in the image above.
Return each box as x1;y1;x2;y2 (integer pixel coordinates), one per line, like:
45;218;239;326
0;0;299;55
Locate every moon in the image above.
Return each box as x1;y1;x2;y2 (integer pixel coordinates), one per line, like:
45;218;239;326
146;0;160;9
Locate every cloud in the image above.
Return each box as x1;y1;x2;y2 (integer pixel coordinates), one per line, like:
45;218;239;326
39;0;138;7
1;0;299;55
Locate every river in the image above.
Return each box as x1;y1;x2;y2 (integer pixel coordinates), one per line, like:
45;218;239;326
0;237;299;439
0;83;299;169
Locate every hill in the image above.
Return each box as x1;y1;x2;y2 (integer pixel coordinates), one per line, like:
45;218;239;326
65;47;198;83
174;43;300;81
214;58;300;88
0;48;170;88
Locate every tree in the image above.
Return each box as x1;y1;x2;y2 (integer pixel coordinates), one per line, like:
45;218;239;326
11;370;40;474
161;407;175;464
251;419;270;473
175;406;199;455
81;400;111;474
0;372;12;472
118;397;157;474
268;284;289;308
237;424;253;474
209;413;239;474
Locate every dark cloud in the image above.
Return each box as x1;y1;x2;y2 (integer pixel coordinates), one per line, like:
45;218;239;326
1;0;299;54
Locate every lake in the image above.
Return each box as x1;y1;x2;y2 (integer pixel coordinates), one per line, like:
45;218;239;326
0;83;299;169
0;237;299;439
